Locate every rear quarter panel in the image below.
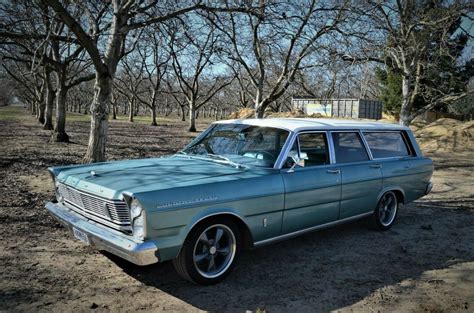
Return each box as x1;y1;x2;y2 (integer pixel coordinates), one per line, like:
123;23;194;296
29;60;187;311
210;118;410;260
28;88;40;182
406;157;434;202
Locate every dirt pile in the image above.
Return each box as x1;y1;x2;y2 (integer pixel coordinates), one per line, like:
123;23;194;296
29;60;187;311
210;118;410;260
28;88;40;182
414;118;474;152
227;108;255;119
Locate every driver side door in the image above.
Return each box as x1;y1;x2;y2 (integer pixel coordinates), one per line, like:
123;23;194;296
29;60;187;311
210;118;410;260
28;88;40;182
281;132;341;234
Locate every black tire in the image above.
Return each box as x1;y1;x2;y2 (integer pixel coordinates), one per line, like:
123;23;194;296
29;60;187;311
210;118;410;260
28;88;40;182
172;218;241;285
370;191;399;231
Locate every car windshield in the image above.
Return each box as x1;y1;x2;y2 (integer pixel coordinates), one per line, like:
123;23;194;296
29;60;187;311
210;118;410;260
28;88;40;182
181;124;290;168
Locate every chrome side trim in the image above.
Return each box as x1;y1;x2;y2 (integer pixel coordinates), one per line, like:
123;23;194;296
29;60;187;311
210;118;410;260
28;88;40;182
253;212;373;247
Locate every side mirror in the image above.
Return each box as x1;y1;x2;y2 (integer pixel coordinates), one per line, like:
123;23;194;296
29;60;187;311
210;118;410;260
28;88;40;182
287;151;305;173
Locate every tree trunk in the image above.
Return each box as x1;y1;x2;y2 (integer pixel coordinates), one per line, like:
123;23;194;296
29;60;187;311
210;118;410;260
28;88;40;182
399;75;412;126
188;103;196;132
112;103;117;120
255;91;264;118
128;99;134;122
180;105;186;121
256;105;265;118
38;98;46;124
43;87;55;130
151;104;157;126
30;101;36;115
53;86;69;142
83;75;110;163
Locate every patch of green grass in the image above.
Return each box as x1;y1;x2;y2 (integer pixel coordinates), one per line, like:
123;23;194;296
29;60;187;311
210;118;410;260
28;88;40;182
65;112;91;122
0;106;25;121
0;105;214;126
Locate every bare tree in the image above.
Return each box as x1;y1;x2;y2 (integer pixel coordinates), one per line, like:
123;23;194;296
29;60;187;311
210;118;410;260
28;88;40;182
167;18;234;131
115;52;147;123
37;0;259;162
343;1;473;125
135;31;170;126
209;1;348;118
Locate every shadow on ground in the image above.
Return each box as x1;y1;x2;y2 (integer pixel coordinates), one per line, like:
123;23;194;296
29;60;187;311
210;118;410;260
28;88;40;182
106;201;474;311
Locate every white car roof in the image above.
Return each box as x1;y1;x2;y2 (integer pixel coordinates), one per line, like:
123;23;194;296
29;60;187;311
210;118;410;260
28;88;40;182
214;118;408;132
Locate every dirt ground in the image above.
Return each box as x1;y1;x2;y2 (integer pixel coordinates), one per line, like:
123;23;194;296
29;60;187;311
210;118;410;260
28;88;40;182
1;107;473;312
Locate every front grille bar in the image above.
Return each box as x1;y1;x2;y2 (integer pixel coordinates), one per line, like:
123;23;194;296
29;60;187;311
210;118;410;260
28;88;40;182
57;183;131;231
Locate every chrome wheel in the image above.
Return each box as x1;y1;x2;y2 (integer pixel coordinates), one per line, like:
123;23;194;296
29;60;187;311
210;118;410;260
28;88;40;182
378;192;397;227
193;224;236;279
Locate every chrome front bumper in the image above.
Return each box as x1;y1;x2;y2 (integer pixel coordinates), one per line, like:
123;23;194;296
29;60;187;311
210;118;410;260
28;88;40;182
45;202;159;266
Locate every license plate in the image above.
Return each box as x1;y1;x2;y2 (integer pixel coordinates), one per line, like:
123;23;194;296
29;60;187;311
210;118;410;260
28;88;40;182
73;227;90;245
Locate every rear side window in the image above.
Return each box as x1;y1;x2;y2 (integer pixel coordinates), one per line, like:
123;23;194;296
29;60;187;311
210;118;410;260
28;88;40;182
332;132;369;163
363;132;411;158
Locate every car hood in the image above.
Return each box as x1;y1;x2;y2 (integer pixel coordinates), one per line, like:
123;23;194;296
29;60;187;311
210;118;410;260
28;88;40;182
52;156;260;199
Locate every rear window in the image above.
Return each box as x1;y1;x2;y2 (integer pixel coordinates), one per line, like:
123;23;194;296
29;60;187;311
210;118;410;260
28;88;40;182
363;132;411;159
332;132;369;163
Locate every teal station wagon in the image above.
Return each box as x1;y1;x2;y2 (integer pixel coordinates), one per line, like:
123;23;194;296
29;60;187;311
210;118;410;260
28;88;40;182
46;118;433;284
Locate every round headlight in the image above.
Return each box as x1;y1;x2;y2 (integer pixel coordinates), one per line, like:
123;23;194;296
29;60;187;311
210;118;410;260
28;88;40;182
130;199;143;219
56;191;63;203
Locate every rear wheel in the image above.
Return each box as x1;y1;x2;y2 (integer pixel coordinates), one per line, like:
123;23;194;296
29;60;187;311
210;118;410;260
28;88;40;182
173;218;241;285
371;191;398;230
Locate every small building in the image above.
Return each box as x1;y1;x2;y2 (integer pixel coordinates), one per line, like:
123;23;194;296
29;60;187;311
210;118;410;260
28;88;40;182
292;98;383;120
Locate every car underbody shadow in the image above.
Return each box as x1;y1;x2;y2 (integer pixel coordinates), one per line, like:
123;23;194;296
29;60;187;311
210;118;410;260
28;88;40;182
103;206;474;312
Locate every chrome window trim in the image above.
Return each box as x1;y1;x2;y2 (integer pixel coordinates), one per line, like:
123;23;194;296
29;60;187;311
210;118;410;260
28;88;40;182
274;130;297;169
274;130;334;169
358;130;374;160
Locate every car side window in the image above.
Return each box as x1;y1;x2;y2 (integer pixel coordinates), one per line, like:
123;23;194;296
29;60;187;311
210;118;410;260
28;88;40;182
298;133;330;166
332;132;369;163
362;131;412;158
285;133;330;168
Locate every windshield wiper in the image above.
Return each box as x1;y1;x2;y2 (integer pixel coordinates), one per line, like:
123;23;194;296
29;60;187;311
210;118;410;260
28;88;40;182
204;154;243;169
175;152;243;169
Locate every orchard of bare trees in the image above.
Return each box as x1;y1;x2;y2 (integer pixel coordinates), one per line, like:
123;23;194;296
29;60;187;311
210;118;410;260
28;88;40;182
1;0;472;162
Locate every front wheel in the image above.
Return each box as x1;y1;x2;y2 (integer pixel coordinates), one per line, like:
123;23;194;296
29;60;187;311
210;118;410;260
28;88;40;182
173;218;241;285
371;191;399;231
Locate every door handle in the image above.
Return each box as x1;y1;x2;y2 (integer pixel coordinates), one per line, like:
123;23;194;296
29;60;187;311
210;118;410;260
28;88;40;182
327;169;341;174
370;164;382;168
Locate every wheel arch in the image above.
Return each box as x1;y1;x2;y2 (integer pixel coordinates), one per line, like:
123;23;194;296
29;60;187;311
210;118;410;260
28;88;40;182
377;186;406;205
177;209;254;257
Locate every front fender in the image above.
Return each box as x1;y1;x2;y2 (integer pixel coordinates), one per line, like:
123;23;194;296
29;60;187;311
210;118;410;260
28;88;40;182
147;206;251;262
184;207;249;236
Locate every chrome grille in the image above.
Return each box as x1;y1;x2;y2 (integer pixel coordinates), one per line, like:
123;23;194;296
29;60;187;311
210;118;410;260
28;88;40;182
57;183;131;230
